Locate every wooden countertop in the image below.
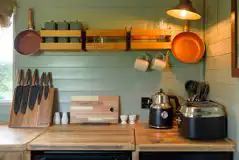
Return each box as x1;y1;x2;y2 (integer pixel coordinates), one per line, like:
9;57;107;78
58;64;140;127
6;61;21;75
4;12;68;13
27;124;135;151
0;124;46;151
0;123;235;152
134;123;236;152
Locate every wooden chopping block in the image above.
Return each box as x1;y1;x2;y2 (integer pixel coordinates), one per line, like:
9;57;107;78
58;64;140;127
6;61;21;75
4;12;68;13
70;96;120;124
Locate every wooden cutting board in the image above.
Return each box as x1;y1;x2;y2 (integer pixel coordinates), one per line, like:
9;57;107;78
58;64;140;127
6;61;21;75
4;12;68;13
70;96;120;124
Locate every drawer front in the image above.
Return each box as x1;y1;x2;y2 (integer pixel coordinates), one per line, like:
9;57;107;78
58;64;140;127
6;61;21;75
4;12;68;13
32;151;131;160
0;152;23;160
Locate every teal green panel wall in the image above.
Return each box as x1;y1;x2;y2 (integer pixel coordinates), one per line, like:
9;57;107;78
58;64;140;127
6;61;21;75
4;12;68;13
1;0;204;121
205;0;238;158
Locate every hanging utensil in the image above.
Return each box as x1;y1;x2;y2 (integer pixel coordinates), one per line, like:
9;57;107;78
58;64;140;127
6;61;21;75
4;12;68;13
20;69;31;114
201;82;210;101
14;8;41;55
28;69;39;110
38;72;46;108
13;69;24;114
185;80;198;101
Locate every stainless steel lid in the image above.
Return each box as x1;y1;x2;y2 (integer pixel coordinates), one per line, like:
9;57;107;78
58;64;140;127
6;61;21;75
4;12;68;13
180;101;226;118
152;89;169;105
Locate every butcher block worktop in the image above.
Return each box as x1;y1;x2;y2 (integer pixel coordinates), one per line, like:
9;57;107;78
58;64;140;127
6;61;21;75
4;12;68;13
0;123;236;152
134;123;236;152
0;124;46;151
27;124;135;151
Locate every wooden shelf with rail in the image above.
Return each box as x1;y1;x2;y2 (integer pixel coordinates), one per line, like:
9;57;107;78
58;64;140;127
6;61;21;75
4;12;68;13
40;30;82;51
39;29;171;51
130;29;171;50
85;29;127;51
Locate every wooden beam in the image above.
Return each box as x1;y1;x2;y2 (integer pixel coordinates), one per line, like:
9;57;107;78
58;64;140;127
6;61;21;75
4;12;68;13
40;43;82;51
86;43;126;50
40;30;81;37
131;42;171;50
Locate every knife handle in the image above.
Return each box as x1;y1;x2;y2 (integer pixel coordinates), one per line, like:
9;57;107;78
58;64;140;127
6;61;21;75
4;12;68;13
32;69;39;85
47;72;53;88
40;72;46;86
17;69;24;86
24;69;31;85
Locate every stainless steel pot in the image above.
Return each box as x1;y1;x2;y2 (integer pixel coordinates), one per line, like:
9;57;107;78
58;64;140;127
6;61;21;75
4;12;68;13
178;101;227;140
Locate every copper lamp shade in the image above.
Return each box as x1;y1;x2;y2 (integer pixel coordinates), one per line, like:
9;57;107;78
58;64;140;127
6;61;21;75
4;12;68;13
166;0;201;20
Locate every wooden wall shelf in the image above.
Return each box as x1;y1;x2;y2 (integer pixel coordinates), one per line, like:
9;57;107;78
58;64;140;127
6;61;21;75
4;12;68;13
130;29;171;50
40;30;82;37
131;42;171;50
85;29;127;51
86;43;126;50
40;43;82;51
40;30;83;51
39;29;171;51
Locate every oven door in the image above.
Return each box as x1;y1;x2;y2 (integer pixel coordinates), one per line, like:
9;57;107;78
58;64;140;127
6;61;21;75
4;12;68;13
32;151;132;160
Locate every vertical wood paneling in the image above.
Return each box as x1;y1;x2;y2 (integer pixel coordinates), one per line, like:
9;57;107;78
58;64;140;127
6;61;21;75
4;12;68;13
3;0;204;122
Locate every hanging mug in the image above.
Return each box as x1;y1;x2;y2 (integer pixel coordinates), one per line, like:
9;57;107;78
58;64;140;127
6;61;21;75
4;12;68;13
134;54;150;72
151;54;168;71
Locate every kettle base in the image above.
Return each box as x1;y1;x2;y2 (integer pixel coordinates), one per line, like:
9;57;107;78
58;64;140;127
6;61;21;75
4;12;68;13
149;124;173;129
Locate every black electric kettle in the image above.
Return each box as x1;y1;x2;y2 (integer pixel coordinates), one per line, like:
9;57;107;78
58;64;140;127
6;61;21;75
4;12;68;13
149;89;180;129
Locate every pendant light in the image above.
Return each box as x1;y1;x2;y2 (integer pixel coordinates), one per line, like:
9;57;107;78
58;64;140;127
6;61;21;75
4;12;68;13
166;0;201;20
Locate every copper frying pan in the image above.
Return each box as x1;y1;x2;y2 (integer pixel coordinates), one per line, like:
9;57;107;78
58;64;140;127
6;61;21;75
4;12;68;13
14;8;41;55
171;32;205;63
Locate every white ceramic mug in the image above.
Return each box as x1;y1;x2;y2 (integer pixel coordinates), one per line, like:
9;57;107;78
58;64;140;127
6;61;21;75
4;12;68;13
134;55;150;72
151;55;167;71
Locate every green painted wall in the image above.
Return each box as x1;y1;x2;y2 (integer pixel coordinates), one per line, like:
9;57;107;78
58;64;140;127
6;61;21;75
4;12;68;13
205;0;238;158
0;0;204;121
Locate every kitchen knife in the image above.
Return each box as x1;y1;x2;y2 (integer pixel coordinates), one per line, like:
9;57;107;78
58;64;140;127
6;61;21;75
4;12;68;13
44;72;53;100
20;69;31;114
13;69;24;114
28;69;39;110
38;72;46;107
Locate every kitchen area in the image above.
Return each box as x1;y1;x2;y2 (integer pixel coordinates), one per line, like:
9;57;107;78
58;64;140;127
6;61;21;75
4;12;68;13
0;0;238;159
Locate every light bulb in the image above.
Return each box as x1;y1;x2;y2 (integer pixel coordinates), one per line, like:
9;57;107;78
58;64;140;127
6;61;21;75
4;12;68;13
180;10;187;17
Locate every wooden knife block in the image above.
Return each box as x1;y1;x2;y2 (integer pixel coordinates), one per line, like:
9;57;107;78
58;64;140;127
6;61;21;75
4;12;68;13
8;88;55;128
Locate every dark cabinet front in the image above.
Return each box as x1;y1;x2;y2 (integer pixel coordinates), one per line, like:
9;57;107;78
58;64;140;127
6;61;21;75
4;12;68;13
139;152;233;160
32;151;132;160
140;152;233;160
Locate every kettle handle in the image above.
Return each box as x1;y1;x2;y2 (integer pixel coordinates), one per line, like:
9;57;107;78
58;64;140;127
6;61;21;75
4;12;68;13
168;95;181;115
